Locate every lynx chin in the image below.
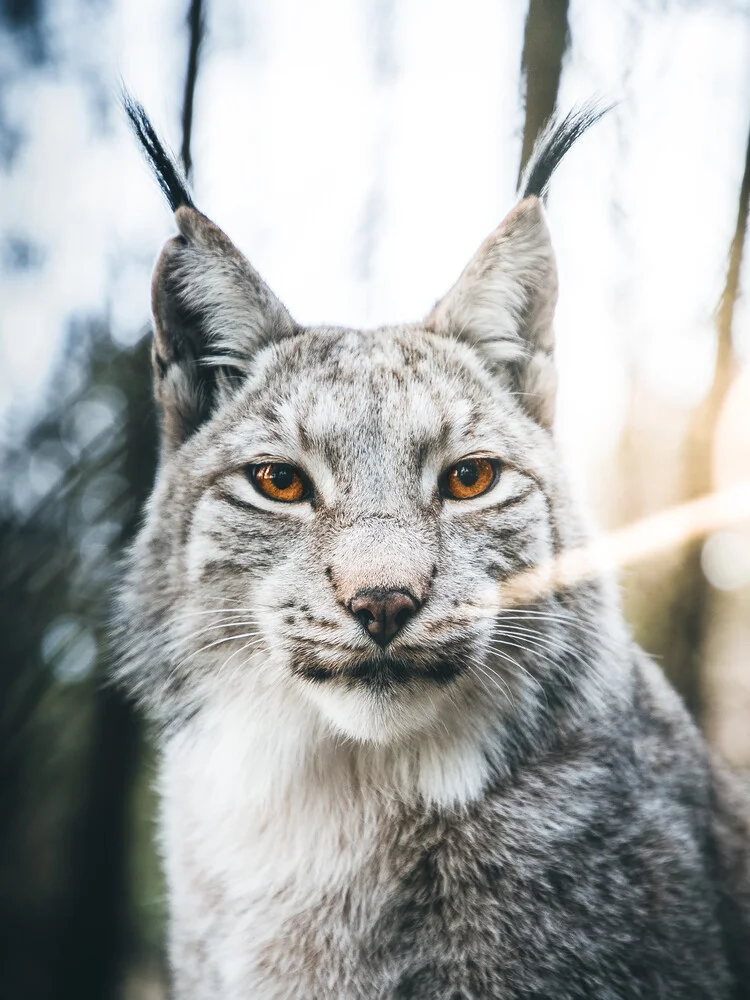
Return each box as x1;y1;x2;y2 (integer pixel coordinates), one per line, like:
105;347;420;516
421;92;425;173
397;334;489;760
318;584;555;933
114;99;750;999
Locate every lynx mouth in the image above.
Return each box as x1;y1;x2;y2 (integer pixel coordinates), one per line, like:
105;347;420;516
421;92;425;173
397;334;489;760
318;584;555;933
291;652;463;688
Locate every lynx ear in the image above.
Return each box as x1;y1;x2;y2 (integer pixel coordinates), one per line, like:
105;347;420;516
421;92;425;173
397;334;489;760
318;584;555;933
124;95;295;447
427;103;612;427
151;206;295;446
426;197;558;427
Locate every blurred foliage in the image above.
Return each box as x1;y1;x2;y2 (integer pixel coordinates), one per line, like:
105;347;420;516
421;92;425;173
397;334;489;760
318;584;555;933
0;0;172;993
0;320;162;997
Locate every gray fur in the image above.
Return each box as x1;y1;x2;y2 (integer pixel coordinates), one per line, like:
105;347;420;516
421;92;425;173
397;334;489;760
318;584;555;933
114;118;750;998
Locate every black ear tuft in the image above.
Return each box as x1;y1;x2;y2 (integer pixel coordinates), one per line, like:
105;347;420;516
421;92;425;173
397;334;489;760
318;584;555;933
123;91;194;212
521;101;614;201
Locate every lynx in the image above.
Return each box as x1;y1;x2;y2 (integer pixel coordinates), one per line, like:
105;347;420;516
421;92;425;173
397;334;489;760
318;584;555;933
115;99;750;999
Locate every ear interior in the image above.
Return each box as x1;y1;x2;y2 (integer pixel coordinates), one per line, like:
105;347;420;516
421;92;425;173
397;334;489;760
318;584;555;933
150;206;295;447
426;197;558;427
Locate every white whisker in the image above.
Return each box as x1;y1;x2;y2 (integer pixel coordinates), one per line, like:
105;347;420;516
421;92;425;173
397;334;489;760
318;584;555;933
166;630;263;683
491;624;584;661
218;635;267;679
172;618;258;649
483;642;549;704
471;659;516;710
167;605;257;623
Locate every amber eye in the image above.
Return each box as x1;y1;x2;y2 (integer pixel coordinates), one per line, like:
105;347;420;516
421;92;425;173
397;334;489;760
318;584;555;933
249;463;309;503
442;458;498;501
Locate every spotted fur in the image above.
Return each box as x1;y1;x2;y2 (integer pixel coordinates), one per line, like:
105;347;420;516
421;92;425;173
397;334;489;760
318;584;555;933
114;106;750;998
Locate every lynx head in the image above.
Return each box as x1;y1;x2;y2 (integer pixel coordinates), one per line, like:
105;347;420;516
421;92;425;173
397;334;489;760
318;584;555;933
116;101;611;750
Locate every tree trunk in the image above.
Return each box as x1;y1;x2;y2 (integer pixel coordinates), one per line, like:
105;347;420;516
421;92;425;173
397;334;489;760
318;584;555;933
181;0;205;179
517;0;570;184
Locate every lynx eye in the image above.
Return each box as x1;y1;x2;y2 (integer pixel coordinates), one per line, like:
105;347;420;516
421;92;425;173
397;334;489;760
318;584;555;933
249;463;309;503
442;458;498;501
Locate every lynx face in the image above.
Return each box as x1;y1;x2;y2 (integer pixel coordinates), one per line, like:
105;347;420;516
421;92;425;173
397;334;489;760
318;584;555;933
116;104;603;746
145;321;565;742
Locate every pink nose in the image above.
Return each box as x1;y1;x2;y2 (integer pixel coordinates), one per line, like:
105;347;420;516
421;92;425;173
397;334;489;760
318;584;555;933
348;589;421;647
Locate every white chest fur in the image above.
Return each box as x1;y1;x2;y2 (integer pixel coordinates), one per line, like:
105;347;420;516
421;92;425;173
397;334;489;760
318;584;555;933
158;677;496;999
161;696;370;998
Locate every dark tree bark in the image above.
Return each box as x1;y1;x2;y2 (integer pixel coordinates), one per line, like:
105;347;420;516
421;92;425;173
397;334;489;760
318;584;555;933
517;0;570;185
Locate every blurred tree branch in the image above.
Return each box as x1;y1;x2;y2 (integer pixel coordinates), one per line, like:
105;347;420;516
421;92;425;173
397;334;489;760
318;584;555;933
181;0;205;179
716;120;750;381
662;115;750;720
517;0;570;185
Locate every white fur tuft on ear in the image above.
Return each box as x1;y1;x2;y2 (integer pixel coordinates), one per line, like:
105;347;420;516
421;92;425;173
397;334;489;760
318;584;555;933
426;197;558;426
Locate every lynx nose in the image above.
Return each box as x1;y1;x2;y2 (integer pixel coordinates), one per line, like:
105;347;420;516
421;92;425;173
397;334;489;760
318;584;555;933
348;589;420;647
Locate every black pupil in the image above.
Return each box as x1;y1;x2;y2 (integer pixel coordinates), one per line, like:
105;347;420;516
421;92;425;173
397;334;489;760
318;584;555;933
270;465;295;489
456;461;479;487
